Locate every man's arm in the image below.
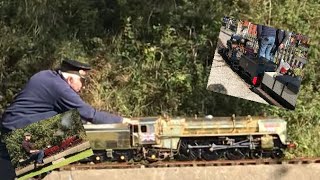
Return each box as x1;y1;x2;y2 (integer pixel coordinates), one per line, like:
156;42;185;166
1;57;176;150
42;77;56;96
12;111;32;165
56;87;124;124
30;149;40;153
22;141;38;153
22;141;31;153
278;30;290;49
281;30;290;44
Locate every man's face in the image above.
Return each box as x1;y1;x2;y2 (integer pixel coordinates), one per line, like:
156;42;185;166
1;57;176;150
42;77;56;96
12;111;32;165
69;76;83;93
68;70;87;93
25;135;31;141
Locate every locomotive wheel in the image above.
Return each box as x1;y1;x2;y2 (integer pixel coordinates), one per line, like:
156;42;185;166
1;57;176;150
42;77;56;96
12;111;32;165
176;153;189;161
179;141;189;154
93;154;105;163
201;150;220;161
225;148;246;160
176;141;189;161
146;149;158;162
231;62;239;71
177;149;198;161
250;150;262;159
272;149;284;159
227;50;232;59
238;66;244;74
218;47;225;54
188;149;198;161
133;154;143;162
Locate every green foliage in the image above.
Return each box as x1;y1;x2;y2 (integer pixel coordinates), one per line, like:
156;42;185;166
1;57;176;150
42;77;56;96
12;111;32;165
285;124;320;158
1;0;319;157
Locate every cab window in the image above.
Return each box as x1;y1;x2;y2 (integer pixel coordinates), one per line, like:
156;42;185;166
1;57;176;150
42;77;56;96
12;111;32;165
141;125;147;133
133;125;138;133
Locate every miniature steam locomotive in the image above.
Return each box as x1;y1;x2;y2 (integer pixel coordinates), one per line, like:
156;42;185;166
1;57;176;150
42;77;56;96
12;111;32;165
83;115;295;163
219;35;277;87
221;35;244;70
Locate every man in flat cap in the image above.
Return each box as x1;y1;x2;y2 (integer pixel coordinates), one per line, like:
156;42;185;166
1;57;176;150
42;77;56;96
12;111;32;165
0;59;131;178
0;59;131;131
21;132;44;167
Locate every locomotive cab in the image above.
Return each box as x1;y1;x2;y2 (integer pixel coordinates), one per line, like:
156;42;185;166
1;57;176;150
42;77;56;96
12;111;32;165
130;117;157;146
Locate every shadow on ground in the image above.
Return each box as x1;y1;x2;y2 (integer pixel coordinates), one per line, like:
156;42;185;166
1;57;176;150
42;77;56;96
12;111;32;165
207;83;228;95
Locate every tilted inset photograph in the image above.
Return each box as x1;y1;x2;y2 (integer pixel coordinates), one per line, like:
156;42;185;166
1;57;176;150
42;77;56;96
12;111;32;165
2;109;93;179
207;16;310;110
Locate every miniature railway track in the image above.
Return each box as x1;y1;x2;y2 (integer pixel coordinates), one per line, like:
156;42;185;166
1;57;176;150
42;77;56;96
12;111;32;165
59;157;320;171
217;37;226;49
251;86;284;108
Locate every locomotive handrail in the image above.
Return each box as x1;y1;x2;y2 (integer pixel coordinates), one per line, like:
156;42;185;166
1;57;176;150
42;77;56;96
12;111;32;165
231;114;236;133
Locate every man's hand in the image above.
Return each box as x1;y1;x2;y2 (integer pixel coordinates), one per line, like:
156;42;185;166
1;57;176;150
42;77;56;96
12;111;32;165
122;117;132;125
30;150;40;153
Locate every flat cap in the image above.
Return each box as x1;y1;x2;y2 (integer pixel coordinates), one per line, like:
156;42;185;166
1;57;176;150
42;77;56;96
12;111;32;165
24;132;31;136
60;59;92;72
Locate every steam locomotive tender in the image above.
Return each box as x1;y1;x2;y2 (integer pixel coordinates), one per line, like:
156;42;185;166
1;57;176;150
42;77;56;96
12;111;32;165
83;115;295;163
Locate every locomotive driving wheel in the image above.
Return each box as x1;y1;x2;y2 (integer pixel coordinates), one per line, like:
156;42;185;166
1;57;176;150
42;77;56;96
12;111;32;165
133;153;143;162
177;140;189;161
225;148;246;160
250;150;262;159
177;141;197;161
146;149;159;162
201;149;220;161
272;149;284;159
188;149;198;161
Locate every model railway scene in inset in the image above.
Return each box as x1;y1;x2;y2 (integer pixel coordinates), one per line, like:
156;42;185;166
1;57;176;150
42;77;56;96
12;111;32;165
16;141;93;180
208;17;309;110
2;110;94;180
15;136;88;176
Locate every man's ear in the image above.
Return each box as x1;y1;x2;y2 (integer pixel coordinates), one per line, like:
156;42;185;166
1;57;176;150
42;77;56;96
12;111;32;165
66;76;73;84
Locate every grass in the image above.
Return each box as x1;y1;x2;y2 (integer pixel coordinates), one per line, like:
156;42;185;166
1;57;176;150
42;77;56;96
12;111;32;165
285;124;320;159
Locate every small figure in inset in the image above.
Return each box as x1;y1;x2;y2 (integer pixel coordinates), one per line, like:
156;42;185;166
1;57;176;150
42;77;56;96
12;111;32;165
21;132;44;167
257;25;277;62
270;29;291;63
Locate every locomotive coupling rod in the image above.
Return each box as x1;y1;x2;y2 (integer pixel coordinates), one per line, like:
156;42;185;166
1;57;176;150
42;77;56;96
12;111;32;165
187;144;251;149
187;144;211;149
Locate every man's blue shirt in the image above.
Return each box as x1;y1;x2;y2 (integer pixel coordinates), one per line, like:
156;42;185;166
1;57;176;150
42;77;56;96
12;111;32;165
1;70;123;130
